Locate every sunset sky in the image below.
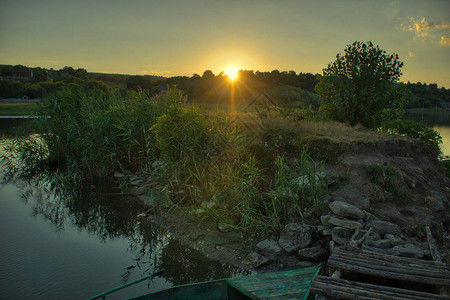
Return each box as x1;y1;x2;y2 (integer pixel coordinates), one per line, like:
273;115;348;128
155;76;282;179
1;0;449;87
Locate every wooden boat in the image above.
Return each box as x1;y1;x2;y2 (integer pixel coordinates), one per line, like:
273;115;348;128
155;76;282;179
131;264;322;300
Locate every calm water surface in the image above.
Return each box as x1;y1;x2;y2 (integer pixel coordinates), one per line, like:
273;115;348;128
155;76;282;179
404;109;450;156
0;121;244;300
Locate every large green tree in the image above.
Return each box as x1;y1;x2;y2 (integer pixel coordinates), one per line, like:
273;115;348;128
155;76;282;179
315;41;404;127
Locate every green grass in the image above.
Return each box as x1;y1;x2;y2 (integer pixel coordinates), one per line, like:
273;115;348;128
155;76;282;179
0;103;38;115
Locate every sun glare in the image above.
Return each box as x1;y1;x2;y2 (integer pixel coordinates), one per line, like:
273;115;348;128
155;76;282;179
224;66;239;80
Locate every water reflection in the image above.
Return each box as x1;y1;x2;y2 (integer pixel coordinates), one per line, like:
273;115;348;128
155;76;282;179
0;138;245;299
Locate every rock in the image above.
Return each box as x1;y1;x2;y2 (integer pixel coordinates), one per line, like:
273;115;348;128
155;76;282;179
328;216;363;230
320;215;332;226
331;227;353;246
367;220;401;237
296;261;320;267
278;223;311;253
388;243;428;259
291;172;327;189
140;193;173;208
114;172;125;178
329;201;365;220
192;208;206;215
297;246;328;261
365;239;393;249
384;234;404;247
217;220;235;233
201;201;217;209
130;179;144;186
151;160;166;169
317;225;329;232
136;187;148;195
242;252;269;268
321;229;332;236
363;231;381;243
256;239;283;258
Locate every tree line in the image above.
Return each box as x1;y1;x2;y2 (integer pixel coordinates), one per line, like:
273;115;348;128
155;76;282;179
0;63;448;110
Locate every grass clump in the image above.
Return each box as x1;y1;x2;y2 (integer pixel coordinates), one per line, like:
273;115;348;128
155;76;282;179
232;150;327;232
368;163;405;197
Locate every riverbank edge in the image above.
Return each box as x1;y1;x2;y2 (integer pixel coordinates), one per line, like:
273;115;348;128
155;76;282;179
127;136;450;274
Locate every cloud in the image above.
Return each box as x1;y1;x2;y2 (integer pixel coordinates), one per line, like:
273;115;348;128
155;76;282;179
401;17;450;45
440;36;450;46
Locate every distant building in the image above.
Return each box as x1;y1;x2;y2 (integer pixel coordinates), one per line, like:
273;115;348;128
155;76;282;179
12;70;33;80
440;101;450;109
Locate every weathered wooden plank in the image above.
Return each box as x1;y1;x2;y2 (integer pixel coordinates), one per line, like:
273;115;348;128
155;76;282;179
331;255;450;281
312;276;449;300
317;276;450;299
329;255;450;280
328;258;450;286
332;252;450;277
332;249;450;272
341;248;448;267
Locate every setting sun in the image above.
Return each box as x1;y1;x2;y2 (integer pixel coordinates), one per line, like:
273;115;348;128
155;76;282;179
224;66;239;80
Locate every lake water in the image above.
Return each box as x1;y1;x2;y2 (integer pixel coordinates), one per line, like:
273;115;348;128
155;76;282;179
0;122;244;299
404;110;450;156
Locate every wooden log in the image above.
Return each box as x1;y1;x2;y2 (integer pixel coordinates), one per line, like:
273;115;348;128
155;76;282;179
426;226;442;262
332;249;447;269
333;248;450;270
348;248;447;266
311;276;449;300
316;276;431;299
328;256;450;284
327;258;450;286
329;253;450;279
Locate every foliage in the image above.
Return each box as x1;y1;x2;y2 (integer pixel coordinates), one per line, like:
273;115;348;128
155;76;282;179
381;119;443;156
151;91;233;204
2;83;331;234
316;41;404;127
368;163;405;197
405;82;450;109
234;151;327;231
25;87;163;179
1;135;49;177
368;164;396;193
266;86;321;108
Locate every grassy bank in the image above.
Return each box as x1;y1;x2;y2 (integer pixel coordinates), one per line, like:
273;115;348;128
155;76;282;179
2;87;445;233
0;103;38;116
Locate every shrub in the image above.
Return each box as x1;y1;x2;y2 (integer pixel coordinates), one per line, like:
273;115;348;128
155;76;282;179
20;87;163;178
381;119;442;157
367;163;405;197
316;41;404;127
151;92;233;204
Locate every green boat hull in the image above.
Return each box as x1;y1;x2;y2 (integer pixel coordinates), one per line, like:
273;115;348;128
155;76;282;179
131;264;322;300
